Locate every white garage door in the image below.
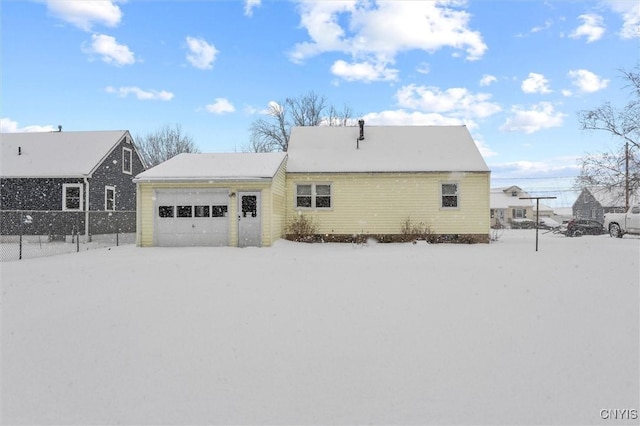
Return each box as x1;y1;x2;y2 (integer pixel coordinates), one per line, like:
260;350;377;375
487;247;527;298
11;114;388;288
155;190;229;247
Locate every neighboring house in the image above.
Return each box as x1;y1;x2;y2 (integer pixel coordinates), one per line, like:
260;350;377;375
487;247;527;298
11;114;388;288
0;130;145;239
573;186;639;223
135;124;491;247
533;203;554;218
490;186;534;228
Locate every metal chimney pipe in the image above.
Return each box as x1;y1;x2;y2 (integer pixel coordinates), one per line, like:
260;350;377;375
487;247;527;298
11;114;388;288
358;119;365;140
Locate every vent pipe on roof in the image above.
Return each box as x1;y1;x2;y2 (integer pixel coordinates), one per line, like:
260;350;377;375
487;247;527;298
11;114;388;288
356;119;365;149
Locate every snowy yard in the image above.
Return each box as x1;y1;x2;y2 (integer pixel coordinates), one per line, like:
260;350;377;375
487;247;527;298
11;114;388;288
1;230;638;425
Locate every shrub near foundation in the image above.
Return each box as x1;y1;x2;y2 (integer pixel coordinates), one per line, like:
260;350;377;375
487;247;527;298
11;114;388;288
285;213;317;242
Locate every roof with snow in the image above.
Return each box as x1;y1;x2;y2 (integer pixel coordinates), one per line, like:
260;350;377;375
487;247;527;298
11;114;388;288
134;152;287;182
1;130;129;178
490;186;533;209
286;125;489;173
582;186;639;207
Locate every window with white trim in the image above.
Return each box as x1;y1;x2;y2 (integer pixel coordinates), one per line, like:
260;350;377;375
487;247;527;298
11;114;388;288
105;186;115;211
513;208;526;219
441;183;458;208
62;183;83;211
295;183;332;209
122;147;132;174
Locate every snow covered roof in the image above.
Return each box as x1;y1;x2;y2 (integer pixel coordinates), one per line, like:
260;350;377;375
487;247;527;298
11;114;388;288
134;152;287;182
583;186;639;207
1;130;129;178
490;186;533;209
286;125;489;173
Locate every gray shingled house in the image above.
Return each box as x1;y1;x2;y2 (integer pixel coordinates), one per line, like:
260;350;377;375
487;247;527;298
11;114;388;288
1;130;146;240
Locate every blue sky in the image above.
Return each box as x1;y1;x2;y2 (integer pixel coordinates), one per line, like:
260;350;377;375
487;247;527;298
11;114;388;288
2;0;638;206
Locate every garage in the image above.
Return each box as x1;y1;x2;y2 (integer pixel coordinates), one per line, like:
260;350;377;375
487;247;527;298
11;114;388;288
135;152;287;247
154;189;229;247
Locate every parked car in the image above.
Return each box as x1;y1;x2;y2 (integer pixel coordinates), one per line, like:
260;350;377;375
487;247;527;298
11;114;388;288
603;205;640;238
565;219;606;237
537;217;560;230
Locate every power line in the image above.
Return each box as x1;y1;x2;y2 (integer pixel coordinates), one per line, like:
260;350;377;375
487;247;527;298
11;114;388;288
491;176;578;180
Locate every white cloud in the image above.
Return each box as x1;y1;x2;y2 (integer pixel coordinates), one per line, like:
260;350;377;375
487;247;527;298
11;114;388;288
569;13;605;43
521;73;552;94
362;110;472;127
185;36;218;70
479;74;497;87
244;0;261;17
105;86;174;101
206;98;236;114
604;0;640;39
45;0;123;31
567;69;609;93
562;89;573;97
500;102;566;134
530;19;553;34
395;84;502;119
330;59;398;82
83;34;135;66
0;118;56;133
289;1;487;80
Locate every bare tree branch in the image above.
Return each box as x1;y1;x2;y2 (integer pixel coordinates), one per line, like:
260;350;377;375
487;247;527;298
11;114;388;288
135;124;199;167
578;65;640;151
246;91;355;152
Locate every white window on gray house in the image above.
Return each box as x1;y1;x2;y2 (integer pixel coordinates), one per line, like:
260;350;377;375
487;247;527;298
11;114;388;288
123;147;132;174
295;183;332;209
105;186;115;211
62;183;83;211
591;208;597;219
441;183;458;208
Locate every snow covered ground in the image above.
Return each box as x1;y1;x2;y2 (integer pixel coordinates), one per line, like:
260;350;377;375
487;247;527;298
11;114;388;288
1;231;638;425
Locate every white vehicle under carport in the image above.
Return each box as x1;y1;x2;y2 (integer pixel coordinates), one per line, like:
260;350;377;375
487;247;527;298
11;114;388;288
603;205;640;238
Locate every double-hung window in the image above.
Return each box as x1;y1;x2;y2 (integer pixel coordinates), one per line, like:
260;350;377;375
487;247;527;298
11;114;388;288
441;183;458;208
105;186;115;211
62;183;83;211
296;183;332;209
122;147;132;174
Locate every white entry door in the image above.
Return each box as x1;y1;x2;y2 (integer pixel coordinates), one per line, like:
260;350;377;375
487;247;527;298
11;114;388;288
238;191;261;247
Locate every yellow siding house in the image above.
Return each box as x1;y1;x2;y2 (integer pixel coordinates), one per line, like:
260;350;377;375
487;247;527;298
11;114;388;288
134;124;490;247
286;124;491;243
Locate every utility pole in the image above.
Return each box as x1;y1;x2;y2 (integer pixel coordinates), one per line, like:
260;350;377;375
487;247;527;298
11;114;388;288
520;196;557;252
625;141;629;211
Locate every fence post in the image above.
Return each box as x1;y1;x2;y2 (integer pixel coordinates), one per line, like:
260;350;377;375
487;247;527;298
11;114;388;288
19;211;23;260
116;213;119;247
76;213;80;253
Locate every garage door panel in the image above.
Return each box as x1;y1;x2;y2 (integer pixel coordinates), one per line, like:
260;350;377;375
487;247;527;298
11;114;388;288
154;189;229;247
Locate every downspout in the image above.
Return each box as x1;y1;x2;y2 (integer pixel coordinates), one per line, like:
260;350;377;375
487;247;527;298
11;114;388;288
84;177;90;243
136;183;141;246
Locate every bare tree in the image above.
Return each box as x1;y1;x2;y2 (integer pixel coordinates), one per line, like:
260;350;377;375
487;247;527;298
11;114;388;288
135;124;199;167
575;145;640;192
246;91;355;152
576;65;640;207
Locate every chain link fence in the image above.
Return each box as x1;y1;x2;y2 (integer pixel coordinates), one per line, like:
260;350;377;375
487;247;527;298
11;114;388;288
0;210;136;262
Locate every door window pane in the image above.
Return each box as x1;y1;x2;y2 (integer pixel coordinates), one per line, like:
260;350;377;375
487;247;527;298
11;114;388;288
177;205;192;218
212;205;228;217
242;196;257;217
158;206;174;217
194;205;210;217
